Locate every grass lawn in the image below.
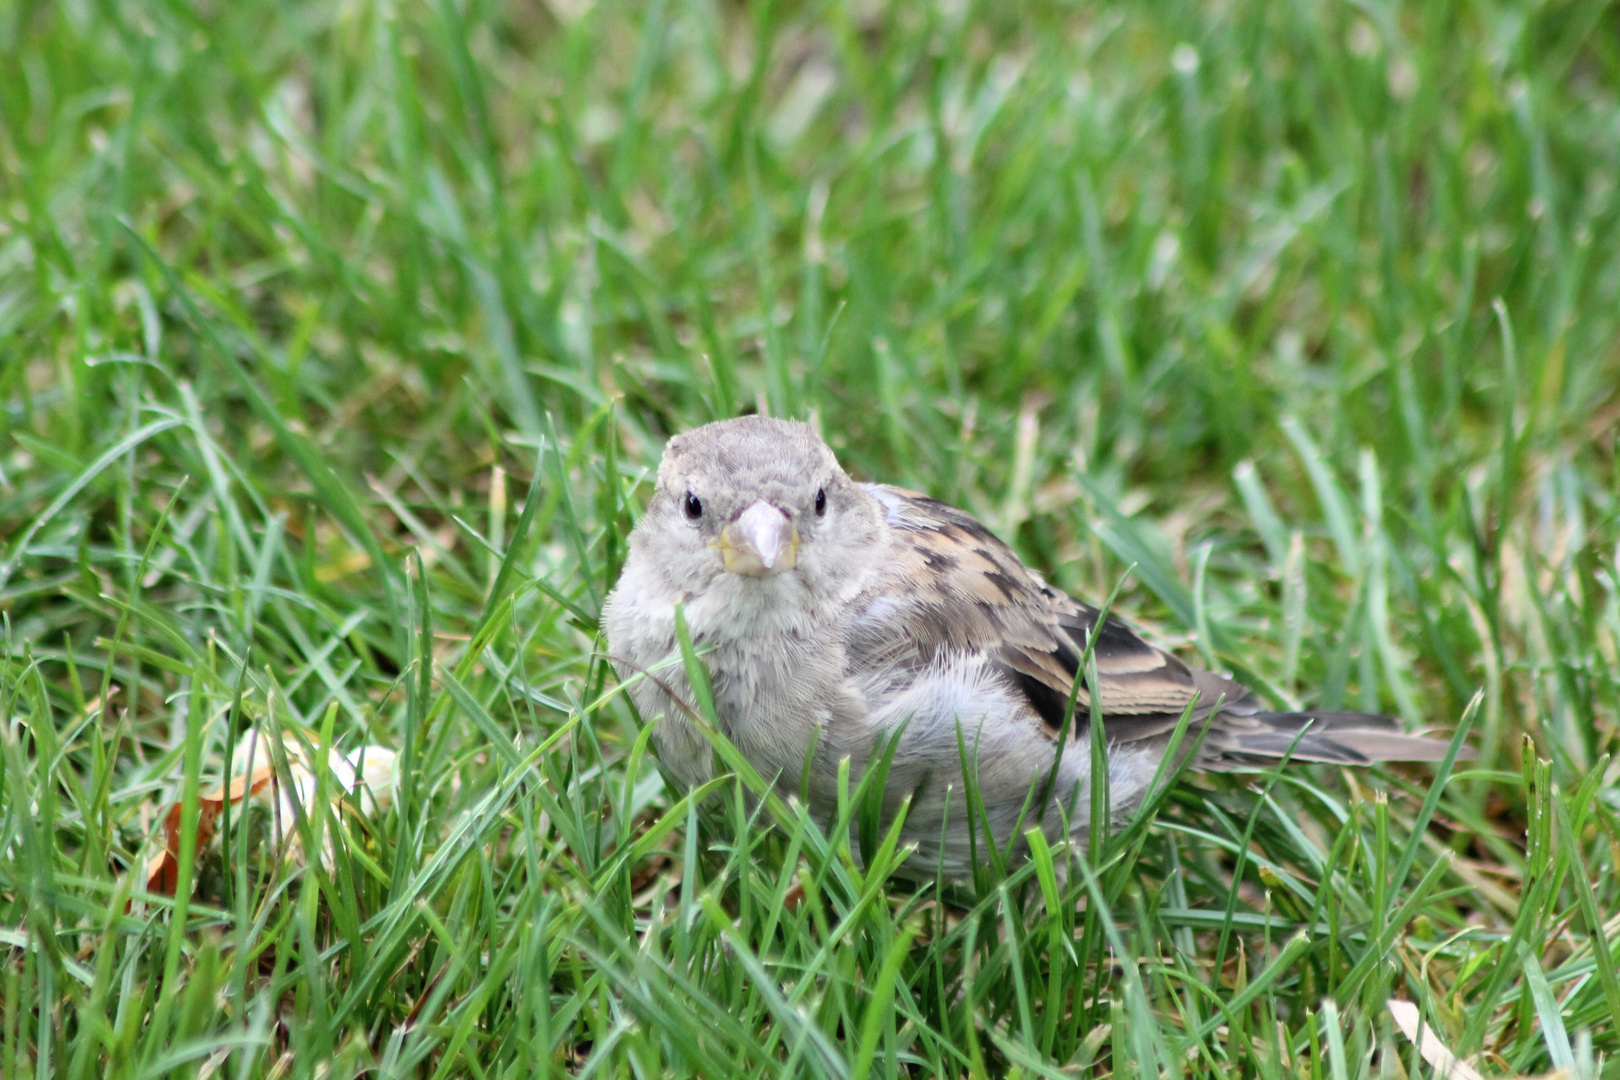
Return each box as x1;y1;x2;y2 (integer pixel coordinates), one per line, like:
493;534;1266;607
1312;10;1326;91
4;0;1620;1075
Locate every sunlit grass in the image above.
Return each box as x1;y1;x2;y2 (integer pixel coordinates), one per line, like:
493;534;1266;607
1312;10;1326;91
2;0;1619;1076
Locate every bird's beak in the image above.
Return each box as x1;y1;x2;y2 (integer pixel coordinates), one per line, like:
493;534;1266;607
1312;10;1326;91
717;500;799;577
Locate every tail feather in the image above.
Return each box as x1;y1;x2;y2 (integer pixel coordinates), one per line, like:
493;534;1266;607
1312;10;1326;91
1205;709;1473;768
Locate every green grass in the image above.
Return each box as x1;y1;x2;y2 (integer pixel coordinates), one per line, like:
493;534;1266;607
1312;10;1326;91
3;0;1620;1075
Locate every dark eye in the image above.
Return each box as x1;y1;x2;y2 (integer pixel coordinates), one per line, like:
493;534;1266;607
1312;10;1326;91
684;491;703;520
814;487;827;517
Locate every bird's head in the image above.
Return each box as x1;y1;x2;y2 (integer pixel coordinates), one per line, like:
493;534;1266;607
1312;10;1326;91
635;416;883;607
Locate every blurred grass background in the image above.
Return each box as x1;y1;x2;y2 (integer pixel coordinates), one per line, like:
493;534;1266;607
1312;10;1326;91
3;0;1619;1076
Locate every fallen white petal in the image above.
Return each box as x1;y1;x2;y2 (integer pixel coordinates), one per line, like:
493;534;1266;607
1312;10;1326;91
225;730;399;868
1387;999;1484;1080
351;746;399;812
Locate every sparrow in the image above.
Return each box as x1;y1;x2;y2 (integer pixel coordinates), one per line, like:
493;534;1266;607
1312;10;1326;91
603;416;1464;874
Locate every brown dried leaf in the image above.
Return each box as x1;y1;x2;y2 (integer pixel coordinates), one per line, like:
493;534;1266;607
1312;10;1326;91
143;765;277;896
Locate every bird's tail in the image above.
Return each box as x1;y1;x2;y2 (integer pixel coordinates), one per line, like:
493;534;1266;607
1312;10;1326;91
1203;709;1473;768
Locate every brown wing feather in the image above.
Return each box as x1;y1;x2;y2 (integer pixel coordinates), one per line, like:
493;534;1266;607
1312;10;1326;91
858;486;1468;765
861;487;1237;737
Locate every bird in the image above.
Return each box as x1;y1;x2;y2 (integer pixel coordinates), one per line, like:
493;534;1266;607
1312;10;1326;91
602;415;1466;875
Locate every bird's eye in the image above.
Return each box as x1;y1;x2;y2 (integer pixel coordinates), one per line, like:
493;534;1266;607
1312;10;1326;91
684;492;703;520
814;487;827;517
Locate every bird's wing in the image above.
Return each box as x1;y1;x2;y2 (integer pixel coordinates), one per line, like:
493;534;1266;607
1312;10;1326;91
853;486;1233;738
852;485;1456;766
